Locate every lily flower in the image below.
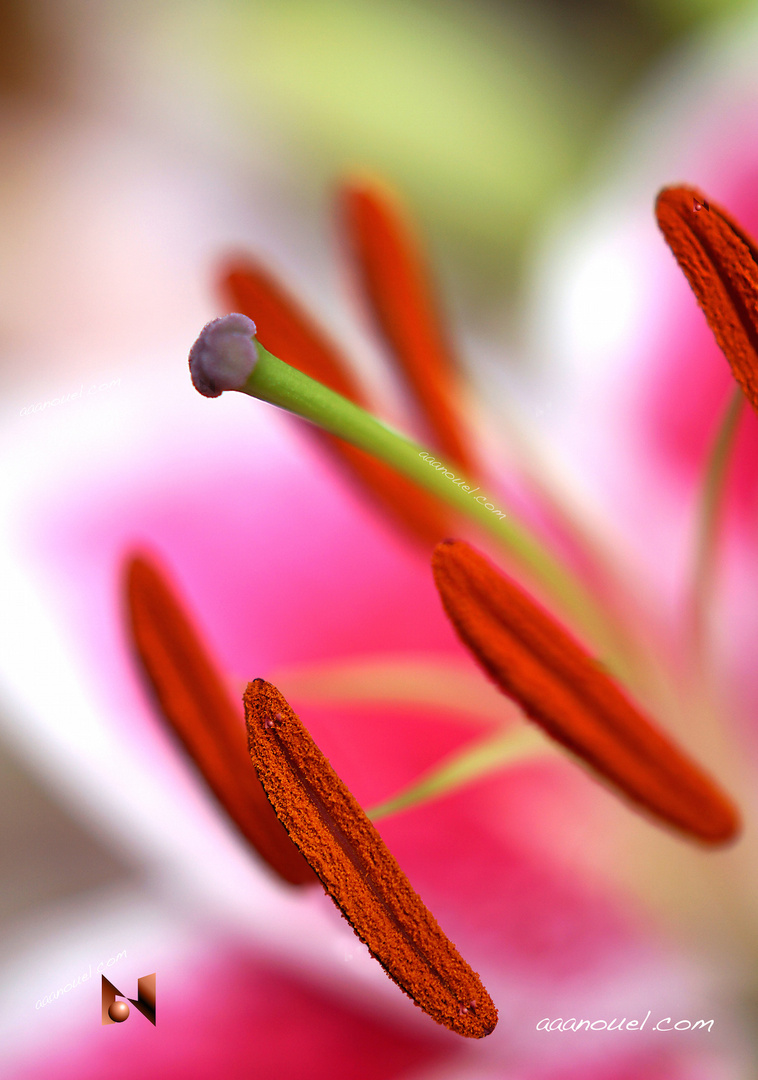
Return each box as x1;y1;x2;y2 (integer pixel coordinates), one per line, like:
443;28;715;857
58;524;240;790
187;173;740;850
138;173;745;1061
5;157;749;1080
11;360;700;1076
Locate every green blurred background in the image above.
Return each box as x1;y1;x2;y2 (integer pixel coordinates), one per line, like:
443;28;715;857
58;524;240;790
2;0;754;303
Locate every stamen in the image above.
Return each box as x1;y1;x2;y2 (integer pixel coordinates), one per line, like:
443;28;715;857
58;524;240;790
341;179;473;470
221;260;451;546
432;540;740;845
125;555;315;886
244;678;498;1038
655;185;758;411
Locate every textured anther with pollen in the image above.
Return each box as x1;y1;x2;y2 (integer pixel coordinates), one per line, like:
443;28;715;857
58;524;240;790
245;678;498;1039
656;184;758;412
432;539;740;845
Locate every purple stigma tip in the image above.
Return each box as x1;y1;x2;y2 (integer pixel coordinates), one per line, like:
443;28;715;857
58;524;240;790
189;313;258;398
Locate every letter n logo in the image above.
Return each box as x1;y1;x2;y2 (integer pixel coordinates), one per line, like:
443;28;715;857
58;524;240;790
102;973;156;1025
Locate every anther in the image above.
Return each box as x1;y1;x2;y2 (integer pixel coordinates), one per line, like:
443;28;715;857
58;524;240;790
432;538;740;845
245;678;498;1038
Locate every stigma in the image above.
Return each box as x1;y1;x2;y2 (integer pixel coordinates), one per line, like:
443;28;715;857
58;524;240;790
189;313;259;398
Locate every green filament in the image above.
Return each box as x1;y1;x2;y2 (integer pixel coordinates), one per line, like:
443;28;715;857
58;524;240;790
368;726;550;820
243;343;629;659
689;386;745;657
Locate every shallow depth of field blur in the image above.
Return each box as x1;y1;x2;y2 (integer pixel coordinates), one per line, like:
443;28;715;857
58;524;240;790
3;1;758;1077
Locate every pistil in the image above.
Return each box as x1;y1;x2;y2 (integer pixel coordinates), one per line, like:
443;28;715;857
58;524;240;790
189;315;625;658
